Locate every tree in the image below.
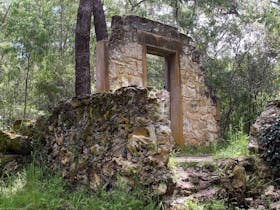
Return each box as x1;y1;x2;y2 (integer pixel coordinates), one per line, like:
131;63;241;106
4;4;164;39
75;0;108;97
0;0;78;127
4;1;52;119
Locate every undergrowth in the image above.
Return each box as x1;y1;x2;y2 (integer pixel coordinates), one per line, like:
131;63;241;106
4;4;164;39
184;199;227;210
214;127;249;159
174;123;249;159
0;163;158;210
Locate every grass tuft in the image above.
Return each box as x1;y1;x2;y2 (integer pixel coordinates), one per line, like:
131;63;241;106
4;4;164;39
215;128;249;159
176;144;217;156
184;199;226;210
0;163;158;210
173;122;249;159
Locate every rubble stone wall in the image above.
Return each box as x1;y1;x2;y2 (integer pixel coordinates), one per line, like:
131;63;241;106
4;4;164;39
249;100;280;152
44;87;173;194
98;16;220;146
179;45;220;145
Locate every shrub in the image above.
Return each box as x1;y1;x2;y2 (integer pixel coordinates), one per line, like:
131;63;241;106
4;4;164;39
259;116;280;172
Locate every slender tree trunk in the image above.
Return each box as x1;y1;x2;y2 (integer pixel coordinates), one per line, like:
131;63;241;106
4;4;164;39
75;0;93;96
59;0;64;58
75;0;108;97
92;0;108;41
23;55;31;119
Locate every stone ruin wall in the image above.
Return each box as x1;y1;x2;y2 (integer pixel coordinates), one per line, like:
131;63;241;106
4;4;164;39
179;47;220;146
96;16;220;146
44;87;173;194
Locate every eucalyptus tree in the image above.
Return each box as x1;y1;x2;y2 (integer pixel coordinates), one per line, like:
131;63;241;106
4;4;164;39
0;0;78;126
4;0;54;119
75;0;108;96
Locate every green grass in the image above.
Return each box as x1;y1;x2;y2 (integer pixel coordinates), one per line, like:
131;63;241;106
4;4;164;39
173;125;249;159
184;199;227;210
0;163;158;210
214;128;249;159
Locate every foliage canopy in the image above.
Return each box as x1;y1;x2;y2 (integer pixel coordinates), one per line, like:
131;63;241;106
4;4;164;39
0;0;279;135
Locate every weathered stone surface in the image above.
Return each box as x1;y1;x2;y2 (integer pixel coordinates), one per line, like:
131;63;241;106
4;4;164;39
95;15;220;147
43;86;173;195
164;156;219;209
164;155;280;210
0;154;30;174
0;128;32;175
249;100;280;153
12;119;36;136
0;130;31;155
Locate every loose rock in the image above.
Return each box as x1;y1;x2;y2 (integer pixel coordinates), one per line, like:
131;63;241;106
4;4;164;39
41;86;174;195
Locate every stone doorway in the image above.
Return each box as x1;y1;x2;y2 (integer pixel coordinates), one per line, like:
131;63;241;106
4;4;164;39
144;46;184;146
95;15;220;147
146;53;170;120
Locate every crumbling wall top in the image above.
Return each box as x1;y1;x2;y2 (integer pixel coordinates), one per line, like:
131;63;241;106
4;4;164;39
111;15;192;44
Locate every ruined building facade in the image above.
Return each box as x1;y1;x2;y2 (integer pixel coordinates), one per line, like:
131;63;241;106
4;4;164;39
95;16;220;146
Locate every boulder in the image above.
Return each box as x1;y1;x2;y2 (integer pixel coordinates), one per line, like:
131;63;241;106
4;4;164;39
0;130;31;155
0;130;32;175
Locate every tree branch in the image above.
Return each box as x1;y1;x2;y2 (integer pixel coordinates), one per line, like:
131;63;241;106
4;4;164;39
129;0;148;11
0;4;11;28
270;0;280;6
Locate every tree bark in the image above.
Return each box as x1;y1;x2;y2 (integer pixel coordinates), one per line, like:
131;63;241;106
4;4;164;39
92;0;108;41
75;0;93;97
75;0;108;97
23;55;31;119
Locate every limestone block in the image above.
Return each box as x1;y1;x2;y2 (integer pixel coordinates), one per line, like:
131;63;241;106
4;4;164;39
124;43;143;59
183;86;197;98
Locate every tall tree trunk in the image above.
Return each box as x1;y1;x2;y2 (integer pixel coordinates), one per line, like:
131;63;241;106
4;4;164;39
59;0;64;58
75;0;93;97
23;55;31;119
75;0;108;97
92;0;108;41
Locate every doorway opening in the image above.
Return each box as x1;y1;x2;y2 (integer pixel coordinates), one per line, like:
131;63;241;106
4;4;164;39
146;54;167;90
144;46;184;146
147;53;170;119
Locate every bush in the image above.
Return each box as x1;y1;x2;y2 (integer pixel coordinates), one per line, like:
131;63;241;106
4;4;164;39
259;116;280;172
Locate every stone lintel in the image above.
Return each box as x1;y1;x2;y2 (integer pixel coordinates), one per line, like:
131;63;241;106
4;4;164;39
137;31;181;55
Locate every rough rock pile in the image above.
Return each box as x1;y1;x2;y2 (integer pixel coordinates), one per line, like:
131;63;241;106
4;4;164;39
249;100;280;153
249;100;280;178
164;156;280;210
0;120;33;174
43;86;174;195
